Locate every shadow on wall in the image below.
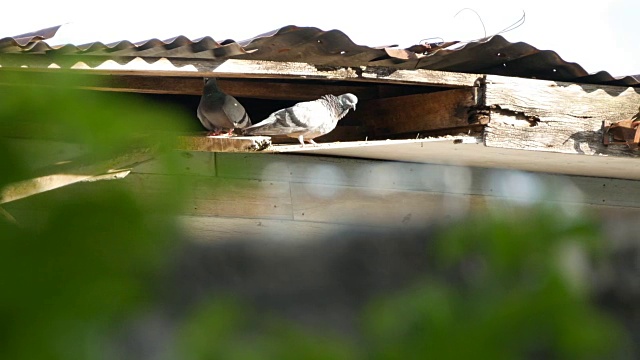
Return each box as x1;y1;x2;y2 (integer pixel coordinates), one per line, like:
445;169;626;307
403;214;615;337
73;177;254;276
0;71;638;360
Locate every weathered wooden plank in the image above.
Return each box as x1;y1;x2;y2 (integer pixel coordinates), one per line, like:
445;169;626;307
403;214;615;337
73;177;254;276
290;182;486;226
210;60;481;88
1;57;481;88
91;75;202;95
123;173;293;220
214;151;640;208
1;172;103;205
216;151;499;195
485;75;640;119
571;175;640;208
0;69;442;100
357;88;477;137
0;70;382;99
19;171;291;219
179;215;393;242
358;67;481;88
80;170;131;182
0;147;154;204
484;74;640;156
176;135;272;152
291;179;640;227
212;79;380;101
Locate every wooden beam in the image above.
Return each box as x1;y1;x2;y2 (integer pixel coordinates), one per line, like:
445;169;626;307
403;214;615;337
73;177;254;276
483;75;640;157
80;169;131;182
355;88;477;137
0;56;481;88
0;69;447;100
211;79;380;101
210;59;481;88
0;147;154;204
176;135;272;152
0;70;380;99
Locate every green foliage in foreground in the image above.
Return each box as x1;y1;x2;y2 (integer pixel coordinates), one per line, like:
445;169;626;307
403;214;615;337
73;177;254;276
0;72;189;359
172;209;628;360
0;72;631;359
362;209;626;360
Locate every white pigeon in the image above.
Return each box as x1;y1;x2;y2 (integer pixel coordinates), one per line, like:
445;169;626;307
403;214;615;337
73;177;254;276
241;93;358;146
197;78;252;136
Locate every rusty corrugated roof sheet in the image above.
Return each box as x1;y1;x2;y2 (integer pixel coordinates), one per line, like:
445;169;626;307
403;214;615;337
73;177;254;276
1;25;638;87
0;25;61;49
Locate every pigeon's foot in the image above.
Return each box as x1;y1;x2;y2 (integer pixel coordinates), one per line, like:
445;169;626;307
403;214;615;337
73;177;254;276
297;136;320;147
206;130;234;137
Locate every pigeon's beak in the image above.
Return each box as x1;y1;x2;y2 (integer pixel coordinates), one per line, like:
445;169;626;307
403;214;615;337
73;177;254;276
353;104;357;111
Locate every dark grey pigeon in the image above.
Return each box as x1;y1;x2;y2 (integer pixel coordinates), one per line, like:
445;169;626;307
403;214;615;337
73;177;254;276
241;93;358;146
197;78;251;136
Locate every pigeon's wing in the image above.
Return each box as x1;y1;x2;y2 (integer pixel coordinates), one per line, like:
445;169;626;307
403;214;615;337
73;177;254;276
243;99;328;136
197;99;228;131
197;78;251;131
221;94;252;129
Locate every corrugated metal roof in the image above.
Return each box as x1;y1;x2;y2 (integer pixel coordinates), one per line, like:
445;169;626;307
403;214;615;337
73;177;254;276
0;25;60;48
1;25;638;87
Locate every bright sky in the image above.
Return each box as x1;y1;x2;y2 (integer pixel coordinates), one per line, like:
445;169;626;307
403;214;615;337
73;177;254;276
1;0;637;76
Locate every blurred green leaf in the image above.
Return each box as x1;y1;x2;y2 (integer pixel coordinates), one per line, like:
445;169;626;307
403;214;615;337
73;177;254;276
174;297;358;360
362;207;627;359
0;71;632;360
0;71;189;359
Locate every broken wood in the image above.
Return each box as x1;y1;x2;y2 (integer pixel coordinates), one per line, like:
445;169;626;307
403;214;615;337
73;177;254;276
483;75;640;156
602;119;640;149
176;134;272;152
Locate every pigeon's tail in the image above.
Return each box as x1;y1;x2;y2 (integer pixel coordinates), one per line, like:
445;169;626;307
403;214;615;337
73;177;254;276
238;123;257;135
239;114;278;135
240;123;267;136
234;112;252;129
